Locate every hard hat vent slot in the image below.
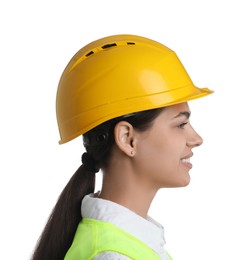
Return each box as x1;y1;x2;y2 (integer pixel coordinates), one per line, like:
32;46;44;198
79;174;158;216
69;41;137;73
86;51;94;57
102;43;117;49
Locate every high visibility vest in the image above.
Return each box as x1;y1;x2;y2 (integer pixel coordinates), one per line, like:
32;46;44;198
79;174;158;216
64;218;173;260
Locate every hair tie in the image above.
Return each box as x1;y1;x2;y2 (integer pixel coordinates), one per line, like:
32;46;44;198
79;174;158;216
81;152;100;173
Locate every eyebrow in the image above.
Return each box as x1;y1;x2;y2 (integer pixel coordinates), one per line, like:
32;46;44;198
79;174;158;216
173;111;191;119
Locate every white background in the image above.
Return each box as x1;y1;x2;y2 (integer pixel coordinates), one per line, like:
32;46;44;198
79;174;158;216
1;0;241;259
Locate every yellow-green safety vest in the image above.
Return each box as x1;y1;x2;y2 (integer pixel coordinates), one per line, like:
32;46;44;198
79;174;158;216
64;218;173;260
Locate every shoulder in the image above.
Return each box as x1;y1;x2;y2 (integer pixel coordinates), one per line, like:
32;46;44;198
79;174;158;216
94;251;131;260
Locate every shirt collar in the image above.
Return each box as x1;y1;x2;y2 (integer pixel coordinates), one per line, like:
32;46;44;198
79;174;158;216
81;193;166;256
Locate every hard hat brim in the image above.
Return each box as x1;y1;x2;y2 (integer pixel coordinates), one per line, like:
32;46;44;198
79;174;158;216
58;84;213;144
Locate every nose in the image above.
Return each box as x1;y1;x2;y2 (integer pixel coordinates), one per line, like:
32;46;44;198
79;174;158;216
187;125;203;148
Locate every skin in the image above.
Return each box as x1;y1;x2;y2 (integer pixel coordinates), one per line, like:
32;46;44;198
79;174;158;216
99;102;203;218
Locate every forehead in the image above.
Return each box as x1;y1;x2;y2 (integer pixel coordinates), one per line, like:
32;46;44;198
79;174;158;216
148;102;190;127
163;102;190;116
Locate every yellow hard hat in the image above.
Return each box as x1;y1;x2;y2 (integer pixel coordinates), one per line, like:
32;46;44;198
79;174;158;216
56;34;213;144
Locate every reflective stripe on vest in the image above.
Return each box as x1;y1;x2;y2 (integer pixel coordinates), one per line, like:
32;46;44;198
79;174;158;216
64;218;173;260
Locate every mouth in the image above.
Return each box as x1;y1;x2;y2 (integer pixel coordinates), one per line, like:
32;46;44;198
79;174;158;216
180;154;193;169
181;158;191;163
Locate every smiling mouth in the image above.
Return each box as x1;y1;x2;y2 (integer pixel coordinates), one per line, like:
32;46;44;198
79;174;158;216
180;157;193;169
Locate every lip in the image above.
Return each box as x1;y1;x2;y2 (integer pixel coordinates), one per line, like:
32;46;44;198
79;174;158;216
181;153;193;160
181;161;193;169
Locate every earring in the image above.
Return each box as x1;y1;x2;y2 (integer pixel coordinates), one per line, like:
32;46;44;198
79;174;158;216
130;150;134;156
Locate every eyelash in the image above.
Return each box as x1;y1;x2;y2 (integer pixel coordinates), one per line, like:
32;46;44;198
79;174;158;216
178;122;188;129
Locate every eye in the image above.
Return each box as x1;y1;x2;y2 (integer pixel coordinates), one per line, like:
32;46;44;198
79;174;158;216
178;122;188;129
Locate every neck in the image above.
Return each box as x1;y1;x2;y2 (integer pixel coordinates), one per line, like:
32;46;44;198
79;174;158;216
98;168;158;218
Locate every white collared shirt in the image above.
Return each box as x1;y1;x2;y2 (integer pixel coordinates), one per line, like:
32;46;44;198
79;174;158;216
81;194;171;260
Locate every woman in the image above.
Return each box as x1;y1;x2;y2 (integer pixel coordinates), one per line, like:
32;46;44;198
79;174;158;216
32;34;213;260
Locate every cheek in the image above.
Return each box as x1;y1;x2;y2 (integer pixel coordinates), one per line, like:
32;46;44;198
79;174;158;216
136;136;187;185
136;137;177;174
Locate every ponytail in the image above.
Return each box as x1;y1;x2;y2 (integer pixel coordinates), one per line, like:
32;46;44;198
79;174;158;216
31;165;95;260
32;107;163;260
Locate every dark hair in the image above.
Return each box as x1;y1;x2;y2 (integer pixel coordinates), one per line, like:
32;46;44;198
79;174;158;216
31;108;163;260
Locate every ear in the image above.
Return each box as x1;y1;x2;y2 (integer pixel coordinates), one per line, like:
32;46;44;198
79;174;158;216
114;121;137;157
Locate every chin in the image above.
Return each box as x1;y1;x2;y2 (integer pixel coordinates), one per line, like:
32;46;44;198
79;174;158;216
170;174;191;188
157;171;191;188
160;179;190;189
178;175;191;187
